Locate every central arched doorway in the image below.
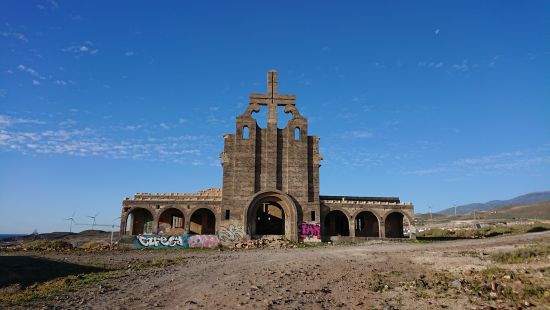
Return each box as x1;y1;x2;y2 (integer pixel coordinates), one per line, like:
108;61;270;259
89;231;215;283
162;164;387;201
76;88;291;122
254;201;285;235
245;191;298;241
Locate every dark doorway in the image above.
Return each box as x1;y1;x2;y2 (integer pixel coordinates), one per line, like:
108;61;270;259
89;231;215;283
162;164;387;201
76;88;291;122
355;211;379;237
385;212;404;238
324;210;350;236
255;202;285;235
127;208;153;235
158;208;184;234
190;208;216;234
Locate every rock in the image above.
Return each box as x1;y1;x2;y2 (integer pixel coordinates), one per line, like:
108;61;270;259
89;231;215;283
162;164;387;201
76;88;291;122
320;287;331;293
450;279;462;289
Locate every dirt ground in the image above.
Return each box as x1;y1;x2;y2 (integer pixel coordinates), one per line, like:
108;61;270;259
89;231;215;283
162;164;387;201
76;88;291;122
1;231;549;310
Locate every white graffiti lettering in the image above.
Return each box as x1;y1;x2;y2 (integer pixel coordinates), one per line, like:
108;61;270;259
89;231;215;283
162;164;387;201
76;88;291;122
137;235;183;247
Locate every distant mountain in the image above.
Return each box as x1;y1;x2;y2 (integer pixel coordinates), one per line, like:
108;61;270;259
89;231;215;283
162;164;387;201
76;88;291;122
437;191;550;215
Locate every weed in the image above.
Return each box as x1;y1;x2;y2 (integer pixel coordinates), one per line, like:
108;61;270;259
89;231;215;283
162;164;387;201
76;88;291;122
490;243;550;264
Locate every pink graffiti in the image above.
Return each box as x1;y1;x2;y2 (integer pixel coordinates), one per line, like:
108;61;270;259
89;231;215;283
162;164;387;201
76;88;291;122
188;235;219;249
300;222;321;240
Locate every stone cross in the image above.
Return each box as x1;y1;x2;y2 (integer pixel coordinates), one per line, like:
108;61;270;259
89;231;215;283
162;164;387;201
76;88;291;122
249;70;295;128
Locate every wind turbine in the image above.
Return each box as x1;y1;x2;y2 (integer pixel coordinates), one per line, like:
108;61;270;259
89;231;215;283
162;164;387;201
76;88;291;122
64;212;76;232
87;212;99;231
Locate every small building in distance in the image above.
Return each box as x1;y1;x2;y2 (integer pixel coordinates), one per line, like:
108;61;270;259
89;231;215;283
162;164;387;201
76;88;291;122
120;70;414;242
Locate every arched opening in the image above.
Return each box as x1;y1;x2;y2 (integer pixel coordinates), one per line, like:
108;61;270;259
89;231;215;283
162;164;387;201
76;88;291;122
190;208;216;235
158;208;184;234
254;201;285;235
245;192;297;241
355;211;379;237
294;127;301;141
242;126;249;139
126;208;154;235
385;212;405;238
324;210;350;236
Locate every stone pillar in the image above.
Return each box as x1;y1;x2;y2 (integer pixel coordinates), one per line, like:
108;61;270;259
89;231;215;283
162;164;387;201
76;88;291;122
349;216;355;238
379;219;385;238
184;215;191;234
152;213;160;235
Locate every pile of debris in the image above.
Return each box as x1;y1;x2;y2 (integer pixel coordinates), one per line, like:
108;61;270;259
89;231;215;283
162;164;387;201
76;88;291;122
232;239;298;249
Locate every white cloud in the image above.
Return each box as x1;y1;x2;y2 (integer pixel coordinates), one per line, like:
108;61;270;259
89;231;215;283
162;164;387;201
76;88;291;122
55;80;67;86
0;31;28;43
59;119;77;127
489;55;500;68
404;149;550;176
32;80;41;86
178;118;187;124
159;123;170;129
349;130;373;139
451;59;469;72
125;51;134;57
0;116;208;164
0;114;45;128
62;41;98;56
17;65;46;80
418;61;444;69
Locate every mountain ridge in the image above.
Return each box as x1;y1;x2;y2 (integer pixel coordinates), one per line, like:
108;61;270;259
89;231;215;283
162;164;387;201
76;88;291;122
437;191;550;215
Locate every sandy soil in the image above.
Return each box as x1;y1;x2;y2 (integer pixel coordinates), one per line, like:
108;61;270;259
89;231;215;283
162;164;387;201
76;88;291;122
1;231;549;310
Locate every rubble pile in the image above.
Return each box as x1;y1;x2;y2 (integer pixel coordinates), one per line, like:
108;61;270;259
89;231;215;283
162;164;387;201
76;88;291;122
232;239;298;249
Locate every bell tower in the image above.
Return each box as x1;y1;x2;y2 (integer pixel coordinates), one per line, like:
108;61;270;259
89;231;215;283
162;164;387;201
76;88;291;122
220;70;322;240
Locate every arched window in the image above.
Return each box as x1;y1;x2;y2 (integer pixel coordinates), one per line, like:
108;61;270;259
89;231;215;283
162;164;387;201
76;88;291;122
294;127;300;141
242;126;249;140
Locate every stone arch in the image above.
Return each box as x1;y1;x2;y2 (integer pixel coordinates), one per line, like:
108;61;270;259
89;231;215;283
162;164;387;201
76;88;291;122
190;208;216;235
324;210;350;236
125;207;154;235
384;211;410;238
245;190;298;241
355;210;380;237
157;208;185;234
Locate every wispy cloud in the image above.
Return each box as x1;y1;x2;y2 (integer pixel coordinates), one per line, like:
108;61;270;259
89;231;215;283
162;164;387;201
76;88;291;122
0;31;28;43
125;51;134;57
0;114;214;165
17;65;46;80
418;61;444;69
489;55;500;68
451;59;469;72
404;149;550;176
0;115;45;128
62;41;98;56
348;130;374;139
434;29;440;35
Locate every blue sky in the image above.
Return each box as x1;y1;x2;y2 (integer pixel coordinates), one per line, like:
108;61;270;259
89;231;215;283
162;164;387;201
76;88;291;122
1;1;548;233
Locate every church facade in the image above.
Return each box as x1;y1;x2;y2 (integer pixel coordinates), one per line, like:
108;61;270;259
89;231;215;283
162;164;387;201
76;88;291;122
120;71;414;243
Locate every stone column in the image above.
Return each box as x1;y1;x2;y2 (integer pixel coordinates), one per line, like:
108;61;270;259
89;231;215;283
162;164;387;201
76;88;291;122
349;216;355;238
379;219;385;238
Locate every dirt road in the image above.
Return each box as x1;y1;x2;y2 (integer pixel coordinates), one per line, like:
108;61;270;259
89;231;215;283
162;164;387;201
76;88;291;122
2;231;549;309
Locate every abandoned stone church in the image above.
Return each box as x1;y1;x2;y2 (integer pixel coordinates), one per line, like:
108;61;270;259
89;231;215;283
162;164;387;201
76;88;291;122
120;70;414;243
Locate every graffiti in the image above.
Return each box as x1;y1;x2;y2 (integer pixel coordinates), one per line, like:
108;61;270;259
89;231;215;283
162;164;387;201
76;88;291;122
137;235;184;247
218;224;244;242
134;234;219;249
188;235;219;248
300;222;321;242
